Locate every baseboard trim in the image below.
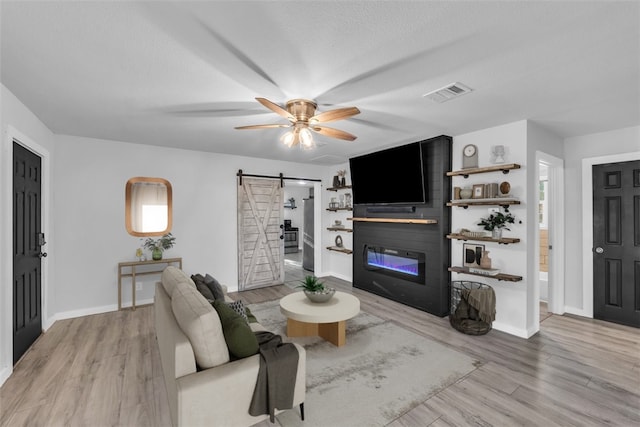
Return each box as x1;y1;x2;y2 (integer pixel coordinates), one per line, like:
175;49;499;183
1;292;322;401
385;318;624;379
0;365;12;387
491;321;529;339
564;306;591;318
53;298;155;322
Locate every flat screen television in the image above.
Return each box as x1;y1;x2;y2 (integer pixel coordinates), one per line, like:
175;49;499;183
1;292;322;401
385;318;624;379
349;141;426;204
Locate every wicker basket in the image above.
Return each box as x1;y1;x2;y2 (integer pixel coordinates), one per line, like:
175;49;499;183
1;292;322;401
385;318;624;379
449;280;493;335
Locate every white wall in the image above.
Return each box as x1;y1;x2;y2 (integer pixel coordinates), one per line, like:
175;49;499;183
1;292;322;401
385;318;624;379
51;135;329;316
0;84;56;384
452;121;530;337
563;126;640;315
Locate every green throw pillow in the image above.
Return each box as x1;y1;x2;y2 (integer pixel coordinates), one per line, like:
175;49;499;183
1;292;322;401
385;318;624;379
213;300;258;359
245;306;258;324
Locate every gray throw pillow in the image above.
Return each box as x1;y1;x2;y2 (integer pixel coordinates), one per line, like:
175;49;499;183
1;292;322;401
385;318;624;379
204;274;225;300
195;282;215;302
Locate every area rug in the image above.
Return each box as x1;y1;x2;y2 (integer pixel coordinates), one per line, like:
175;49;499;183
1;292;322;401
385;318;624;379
247;299;479;427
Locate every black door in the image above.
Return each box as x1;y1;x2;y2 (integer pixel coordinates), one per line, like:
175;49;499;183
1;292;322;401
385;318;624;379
593;160;640;328
13;142;44;363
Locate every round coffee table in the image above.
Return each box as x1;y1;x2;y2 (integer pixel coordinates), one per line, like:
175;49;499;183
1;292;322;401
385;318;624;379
279;291;360;347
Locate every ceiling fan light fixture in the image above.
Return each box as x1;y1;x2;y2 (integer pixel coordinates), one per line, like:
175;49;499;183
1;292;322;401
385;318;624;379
281;130;296;147
237;97;359;147
299;127;315;150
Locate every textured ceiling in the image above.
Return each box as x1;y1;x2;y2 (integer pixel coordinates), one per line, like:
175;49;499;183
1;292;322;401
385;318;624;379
1;1;638;164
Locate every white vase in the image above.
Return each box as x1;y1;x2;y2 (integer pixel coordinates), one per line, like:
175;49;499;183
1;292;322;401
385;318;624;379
492;229;503;239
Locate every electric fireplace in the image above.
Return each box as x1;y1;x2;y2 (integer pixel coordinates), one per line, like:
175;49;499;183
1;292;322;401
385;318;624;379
364;245;425;284
350;135;452;317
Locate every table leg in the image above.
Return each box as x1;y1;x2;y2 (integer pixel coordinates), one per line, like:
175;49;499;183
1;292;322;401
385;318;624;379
131;266;136;311
287;318;318;337
318;321;346;347
117;267;122;311
286;318;346;347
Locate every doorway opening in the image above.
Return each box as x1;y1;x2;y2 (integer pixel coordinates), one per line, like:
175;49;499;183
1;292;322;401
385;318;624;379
538;163;551;322
283;180;320;288
535;152;565;327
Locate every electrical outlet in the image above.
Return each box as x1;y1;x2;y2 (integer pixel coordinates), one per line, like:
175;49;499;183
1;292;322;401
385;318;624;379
136;282;142;291
488;207;500;214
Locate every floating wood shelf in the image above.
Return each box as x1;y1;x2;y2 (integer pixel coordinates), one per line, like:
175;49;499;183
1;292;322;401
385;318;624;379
327;185;352;191
447;163;521;178
327;227;353;232
326;207;353;212
326;246;353;254
447;199;520;209
348;217;438;224
446;234;520;244
448;266;522;282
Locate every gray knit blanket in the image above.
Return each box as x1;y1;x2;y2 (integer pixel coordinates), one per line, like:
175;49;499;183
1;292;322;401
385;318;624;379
249;331;299;422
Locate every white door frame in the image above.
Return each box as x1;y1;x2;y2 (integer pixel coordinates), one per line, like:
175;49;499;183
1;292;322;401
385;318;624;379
581;151;640;318
312;181;323;276
535;151;565;319
1;126;51;385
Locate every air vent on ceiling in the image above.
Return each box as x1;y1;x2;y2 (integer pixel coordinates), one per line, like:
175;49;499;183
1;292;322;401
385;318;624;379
423;82;472;103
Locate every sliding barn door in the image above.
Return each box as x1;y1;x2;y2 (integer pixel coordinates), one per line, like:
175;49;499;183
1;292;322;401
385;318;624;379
237;178;284;290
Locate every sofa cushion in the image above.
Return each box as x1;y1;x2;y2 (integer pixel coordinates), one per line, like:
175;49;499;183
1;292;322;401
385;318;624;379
162;266;195;297
213;300;259;359
171;281;230;368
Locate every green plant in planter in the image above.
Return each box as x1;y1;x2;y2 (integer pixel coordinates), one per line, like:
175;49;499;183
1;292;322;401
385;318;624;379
477;212;516;231
296;275;326;292
142;233;176;260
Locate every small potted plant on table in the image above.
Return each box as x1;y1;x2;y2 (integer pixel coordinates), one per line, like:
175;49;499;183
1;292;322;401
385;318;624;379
297;275;335;303
142;233;176;260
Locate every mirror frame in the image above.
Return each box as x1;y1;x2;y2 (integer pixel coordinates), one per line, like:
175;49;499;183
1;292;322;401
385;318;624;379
125;177;173;237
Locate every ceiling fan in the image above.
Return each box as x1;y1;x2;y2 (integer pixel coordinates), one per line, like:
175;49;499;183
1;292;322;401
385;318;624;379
235;98;360;149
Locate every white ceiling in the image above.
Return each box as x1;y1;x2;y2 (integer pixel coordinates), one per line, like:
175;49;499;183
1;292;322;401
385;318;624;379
1;1;638;165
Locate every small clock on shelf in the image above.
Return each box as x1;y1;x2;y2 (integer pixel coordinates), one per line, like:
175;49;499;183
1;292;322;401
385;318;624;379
462;144;478;169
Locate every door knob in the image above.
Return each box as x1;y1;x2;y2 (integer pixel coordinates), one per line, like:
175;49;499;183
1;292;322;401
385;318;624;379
594;247;604;254
38;252;48;258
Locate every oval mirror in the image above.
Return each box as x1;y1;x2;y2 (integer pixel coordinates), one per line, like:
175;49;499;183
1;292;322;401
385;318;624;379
125;177;172;237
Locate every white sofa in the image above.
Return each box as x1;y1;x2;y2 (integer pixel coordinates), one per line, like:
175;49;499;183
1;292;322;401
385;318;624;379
155;266;306;426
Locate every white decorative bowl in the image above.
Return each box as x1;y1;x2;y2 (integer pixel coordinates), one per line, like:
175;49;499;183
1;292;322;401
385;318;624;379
303;288;336;303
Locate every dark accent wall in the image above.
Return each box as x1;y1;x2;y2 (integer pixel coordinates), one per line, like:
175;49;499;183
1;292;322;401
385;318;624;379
352;135;452;316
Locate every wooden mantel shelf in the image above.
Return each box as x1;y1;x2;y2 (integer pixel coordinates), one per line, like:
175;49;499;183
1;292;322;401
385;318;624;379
447;163;521;178
348;217;438;224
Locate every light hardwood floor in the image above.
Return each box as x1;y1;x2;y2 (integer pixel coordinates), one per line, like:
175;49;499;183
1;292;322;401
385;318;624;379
1;276;639;426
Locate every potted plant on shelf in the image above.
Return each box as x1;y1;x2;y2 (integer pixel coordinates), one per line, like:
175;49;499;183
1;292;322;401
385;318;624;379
142;233;176;260
477;212;516;239
297;275;335;303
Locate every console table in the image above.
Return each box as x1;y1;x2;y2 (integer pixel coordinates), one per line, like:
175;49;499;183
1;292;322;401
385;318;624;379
118;257;182;310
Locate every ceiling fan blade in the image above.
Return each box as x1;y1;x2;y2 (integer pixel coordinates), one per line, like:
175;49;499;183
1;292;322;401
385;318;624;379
235;124;291;130
311;126;357;141
256;98;295;121
310;107;361;123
